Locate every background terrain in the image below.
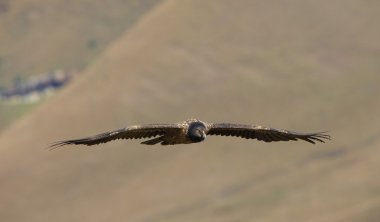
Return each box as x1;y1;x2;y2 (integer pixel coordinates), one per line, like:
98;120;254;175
0;0;161;130
0;0;379;221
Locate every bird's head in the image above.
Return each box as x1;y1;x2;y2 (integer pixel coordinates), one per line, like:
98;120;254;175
188;122;207;142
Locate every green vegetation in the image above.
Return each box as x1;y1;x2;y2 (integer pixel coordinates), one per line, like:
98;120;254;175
0;102;39;132
86;38;98;50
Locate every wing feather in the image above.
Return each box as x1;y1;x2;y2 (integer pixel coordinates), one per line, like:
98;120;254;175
207;123;330;144
50;124;182;149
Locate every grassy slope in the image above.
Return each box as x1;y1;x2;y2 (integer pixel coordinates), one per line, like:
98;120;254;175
0;0;161;131
0;101;39;129
0;0;380;221
0;0;161;84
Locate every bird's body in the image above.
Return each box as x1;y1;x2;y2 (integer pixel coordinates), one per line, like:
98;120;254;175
50;118;330;148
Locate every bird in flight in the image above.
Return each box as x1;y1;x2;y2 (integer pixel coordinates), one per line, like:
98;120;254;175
50;118;330;149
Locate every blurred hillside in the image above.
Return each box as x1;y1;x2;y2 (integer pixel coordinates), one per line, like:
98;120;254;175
0;0;161;131
0;0;380;221
0;0;161;85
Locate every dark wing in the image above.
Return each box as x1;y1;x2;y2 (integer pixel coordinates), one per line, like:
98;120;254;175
50;124;183;149
207;123;330;144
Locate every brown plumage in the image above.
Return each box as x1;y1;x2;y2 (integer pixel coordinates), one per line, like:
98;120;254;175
50;118;330;149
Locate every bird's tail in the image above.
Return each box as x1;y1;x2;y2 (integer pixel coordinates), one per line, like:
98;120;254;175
141;136;165;145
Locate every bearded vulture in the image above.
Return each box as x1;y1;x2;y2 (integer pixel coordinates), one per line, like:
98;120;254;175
50;119;330;149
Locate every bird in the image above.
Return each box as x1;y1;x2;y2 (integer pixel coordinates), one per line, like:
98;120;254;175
50;118;330;149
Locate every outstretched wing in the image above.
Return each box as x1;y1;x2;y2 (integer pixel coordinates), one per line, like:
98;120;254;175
207;123;330;144
50;124;183;149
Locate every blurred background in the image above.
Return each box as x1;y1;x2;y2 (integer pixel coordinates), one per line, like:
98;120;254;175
0;0;379;221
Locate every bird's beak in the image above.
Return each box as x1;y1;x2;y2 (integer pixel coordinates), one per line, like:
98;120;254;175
202;131;207;139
